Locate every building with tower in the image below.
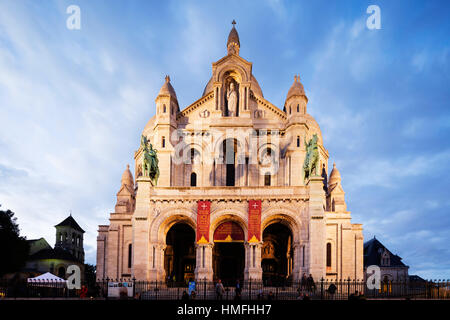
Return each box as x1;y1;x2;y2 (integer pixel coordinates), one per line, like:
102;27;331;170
23;215;85;280
96;22;364;284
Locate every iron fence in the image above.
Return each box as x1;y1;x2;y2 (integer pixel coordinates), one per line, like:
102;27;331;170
1;278;449;300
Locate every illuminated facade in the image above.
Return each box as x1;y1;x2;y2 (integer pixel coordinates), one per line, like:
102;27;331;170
96;23;363;283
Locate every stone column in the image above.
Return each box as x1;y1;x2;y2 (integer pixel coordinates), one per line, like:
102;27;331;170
148;243;166;281
106;224;119;279
307;176;326;281
292;241;308;282
195;243;214;281
132;177;151;280
244;242;263;281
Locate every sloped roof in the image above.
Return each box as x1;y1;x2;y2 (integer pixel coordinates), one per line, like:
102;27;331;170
364;237;407;267
54;215;85;233
28;247;79;262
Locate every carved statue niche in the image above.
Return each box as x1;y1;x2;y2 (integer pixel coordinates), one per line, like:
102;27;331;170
224;75;239;117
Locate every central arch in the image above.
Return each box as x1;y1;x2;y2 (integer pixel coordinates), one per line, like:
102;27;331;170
212;221;245;285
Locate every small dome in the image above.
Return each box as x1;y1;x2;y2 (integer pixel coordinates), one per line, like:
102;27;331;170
121;164;134;188
304;113;323;145
329;163;341;186
286;75;307;101
158;75;178;101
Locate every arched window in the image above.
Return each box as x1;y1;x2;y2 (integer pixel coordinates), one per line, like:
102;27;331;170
264;172;271;186
297;104;299;112
128;244;132;268
381;250;390;266
190;172;197;187
163;104;166;113
297;136;300;148
189;148;200;164
162;136;166;148
326;243;332;268
289;107;292;114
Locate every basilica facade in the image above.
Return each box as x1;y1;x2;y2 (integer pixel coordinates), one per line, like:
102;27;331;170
96;23;363;284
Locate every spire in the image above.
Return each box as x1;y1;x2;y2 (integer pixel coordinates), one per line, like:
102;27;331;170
227;20;240;55
157;75;178;101
286;74;307;101
328;163;342;187
121;164;134;189
327;163;347;212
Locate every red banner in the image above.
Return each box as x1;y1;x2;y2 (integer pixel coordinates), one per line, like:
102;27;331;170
197;201;210;244
248;200;261;243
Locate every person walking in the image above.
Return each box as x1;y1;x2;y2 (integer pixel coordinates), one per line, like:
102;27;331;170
235;280;242;297
307;274;316;293
327;283;337;300
301;273;307;291
215;279;225;300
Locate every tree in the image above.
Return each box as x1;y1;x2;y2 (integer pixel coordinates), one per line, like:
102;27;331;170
84;263;97;296
0;208;30;276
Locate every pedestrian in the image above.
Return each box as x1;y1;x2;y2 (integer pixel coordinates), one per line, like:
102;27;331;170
257;289;263;300
215;279;225;300
80;285;88;299
118;284;128;300
307;274;316;292
327;283;337;300
267;291;274;300
190;290;196;300
235;280;242;295
301;273;307;291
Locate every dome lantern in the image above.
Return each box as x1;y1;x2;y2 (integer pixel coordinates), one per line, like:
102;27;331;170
227;20;240;55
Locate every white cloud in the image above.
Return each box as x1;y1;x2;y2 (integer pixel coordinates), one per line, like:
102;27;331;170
0;1;160;264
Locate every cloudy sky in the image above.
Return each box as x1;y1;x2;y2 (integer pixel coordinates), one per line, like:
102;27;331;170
0;0;449;279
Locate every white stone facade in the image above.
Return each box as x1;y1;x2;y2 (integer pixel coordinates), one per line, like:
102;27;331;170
96;24;363;283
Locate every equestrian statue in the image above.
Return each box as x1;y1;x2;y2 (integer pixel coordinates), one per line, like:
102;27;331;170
303;134;319;182
141;135;160;186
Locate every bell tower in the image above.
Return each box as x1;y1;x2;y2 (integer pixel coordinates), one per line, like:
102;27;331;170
55;214;85;262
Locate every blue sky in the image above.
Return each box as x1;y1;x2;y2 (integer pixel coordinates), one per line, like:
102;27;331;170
0;0;449;279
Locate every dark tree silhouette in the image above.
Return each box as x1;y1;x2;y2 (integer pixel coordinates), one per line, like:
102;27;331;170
0;208;30;276
84;263;97;296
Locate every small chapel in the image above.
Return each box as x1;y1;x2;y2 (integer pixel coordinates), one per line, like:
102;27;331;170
97;22;364;284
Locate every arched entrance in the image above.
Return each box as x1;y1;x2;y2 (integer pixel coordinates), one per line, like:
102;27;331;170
262;223;293;285
164;223;196;284
213;221;245;285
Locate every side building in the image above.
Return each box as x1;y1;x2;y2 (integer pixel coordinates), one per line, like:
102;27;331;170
364;237;409;283
22;215;85;280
